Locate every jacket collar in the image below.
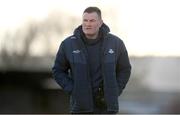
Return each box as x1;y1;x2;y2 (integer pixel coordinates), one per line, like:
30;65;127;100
73;23;110;56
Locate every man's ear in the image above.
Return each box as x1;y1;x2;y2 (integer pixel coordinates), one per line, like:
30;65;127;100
99;20;103;27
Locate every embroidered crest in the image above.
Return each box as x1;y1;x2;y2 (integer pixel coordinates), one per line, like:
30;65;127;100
108;49;114;54
72;50;80;54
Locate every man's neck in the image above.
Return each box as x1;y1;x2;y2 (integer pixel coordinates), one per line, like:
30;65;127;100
85;32;99;39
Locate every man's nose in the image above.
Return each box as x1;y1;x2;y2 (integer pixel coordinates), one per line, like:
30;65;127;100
86;21;91;26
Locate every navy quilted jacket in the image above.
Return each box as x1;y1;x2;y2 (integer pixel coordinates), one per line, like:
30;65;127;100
52;23;131;113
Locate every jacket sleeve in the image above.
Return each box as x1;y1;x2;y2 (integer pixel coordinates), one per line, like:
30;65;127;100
52;41;73;94
116;41;131;96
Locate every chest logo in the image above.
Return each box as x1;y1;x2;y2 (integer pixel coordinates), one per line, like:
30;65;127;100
108;49;114;54
72;50;80;54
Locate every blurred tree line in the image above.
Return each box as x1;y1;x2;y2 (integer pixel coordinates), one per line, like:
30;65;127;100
0;11;80;71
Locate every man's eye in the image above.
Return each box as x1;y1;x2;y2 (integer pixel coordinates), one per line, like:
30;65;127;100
90;20;96;22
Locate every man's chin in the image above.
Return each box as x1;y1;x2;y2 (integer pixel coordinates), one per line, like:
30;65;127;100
84;33;94;36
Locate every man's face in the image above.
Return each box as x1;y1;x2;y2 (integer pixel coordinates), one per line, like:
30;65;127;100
82;12;103;37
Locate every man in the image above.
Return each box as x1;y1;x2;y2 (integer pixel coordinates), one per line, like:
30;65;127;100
52;6;131;114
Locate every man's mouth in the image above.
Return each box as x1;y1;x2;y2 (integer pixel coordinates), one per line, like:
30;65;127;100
86;27;92;30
